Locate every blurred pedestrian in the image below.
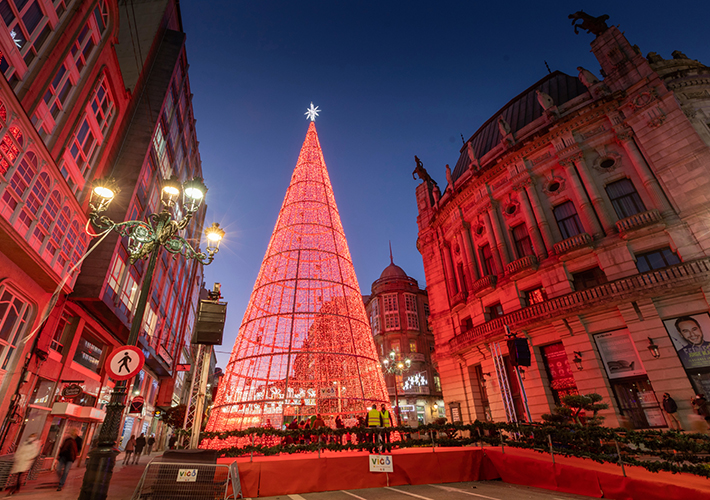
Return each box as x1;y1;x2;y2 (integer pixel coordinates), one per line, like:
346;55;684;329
123;435;136;465
691;394;710;430
133;433;146;464
147;434;156;455
662;393;682;431
168;434;177;450
56;430;78;491
6;433;40;495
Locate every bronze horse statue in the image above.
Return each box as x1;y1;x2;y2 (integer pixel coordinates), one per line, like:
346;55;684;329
412;155;434;185
568;11;609;36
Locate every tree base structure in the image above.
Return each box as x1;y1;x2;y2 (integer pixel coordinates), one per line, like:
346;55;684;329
224;447;710;499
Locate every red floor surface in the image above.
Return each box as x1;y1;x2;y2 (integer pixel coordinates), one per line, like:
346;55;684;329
218;446;710;499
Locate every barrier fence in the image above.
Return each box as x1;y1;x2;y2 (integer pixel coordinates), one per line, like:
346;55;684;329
131;459;241;500
199;421;710;478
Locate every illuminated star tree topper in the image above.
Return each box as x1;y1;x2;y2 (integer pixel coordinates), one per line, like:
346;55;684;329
305;102;320;121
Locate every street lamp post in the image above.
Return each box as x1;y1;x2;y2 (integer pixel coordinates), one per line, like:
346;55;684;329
78;176;224;500
381;350;411;426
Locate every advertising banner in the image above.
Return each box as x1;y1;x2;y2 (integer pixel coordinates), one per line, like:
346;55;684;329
593;330;646;379
662;313;710;370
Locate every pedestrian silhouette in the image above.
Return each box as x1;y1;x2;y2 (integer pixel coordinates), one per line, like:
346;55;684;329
118;352;132;373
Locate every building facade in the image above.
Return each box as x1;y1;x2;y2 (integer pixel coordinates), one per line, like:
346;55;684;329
415;17;710;430
364;258;444;425
0;0;207;464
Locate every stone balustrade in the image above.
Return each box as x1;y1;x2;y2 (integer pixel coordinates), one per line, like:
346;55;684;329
506;255;538;275
449;257;710;352
616;209;663;233
471;275;497;294
553;232;592;255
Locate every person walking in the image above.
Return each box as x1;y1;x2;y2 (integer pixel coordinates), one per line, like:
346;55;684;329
662;393;682;431
380;404;392;453
367;403;383;452
692;394;710;430
123;435;136;465
7;433;40;495
133;433;146;464
147;434;156;455
56;430;78;491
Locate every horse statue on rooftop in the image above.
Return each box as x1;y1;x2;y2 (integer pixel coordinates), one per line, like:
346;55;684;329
568;11;610;36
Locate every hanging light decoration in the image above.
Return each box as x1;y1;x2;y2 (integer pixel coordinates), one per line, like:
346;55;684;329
203;116;390;444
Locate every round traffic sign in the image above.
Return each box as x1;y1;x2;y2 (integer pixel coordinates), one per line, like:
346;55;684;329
106;346;145;381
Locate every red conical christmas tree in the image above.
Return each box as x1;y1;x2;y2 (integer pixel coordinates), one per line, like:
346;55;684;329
204;113;389;438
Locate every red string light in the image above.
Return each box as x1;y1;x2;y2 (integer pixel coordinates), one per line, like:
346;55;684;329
204;122;390;441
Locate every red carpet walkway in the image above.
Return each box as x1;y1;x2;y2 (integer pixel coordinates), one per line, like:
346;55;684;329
220;446;710;499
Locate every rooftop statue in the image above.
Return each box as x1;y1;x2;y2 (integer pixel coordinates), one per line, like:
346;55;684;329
413;155;438;188
577;66;600;88
497;116;512;137
446;164;454;192
568;11;610;36
536;90;555;111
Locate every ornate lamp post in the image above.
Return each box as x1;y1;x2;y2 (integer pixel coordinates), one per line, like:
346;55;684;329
381;350;411;426
79;176;224;500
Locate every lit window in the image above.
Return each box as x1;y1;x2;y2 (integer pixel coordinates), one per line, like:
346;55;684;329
409;339;417;353
487;303;504;321
554;201;584;239
606;179;646;219
524;286;546;306
119;271;139;314
404;293;418;330
635;247;681;273
0;124;24;176
107;252;126;294
383;293;400;331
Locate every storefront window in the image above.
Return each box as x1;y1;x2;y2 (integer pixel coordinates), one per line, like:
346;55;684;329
30;378;55;406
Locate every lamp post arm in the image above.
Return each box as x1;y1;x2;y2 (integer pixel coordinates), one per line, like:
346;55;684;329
163;234;214;265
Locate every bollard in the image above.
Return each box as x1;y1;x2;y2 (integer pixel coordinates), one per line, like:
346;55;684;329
250;434;254;463
548;435;555;465
499;429;505;454
318;435;321;459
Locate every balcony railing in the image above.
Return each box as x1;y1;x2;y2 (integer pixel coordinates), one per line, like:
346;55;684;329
553;233;592;255
616;209;663;233
506;255;538;275
471;275;497;294
449;257;710;352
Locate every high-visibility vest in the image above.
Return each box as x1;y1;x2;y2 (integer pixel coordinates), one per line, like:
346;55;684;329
381;410;391;427
367;408;382;427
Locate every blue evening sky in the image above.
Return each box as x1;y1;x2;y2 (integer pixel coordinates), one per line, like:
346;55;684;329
179;1;710;367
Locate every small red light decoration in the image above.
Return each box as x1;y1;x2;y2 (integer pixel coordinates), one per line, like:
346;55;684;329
203;122;390;443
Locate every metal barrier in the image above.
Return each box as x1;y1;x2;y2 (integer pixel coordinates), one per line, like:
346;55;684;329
131;459;242;500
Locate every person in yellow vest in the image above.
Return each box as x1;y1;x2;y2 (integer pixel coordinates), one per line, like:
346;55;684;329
366;403;383;452
380;404;392;453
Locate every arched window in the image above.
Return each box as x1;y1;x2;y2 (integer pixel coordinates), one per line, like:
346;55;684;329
0;126;24;176
1;150;37;223
57;210;76;268
33;187;59;247
47;205;69;258
0;283;34;375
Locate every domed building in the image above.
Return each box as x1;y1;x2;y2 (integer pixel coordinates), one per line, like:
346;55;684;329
415;15;710;429
364;253;444;425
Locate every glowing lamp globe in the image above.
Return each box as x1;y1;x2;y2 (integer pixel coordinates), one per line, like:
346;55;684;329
161;177;182;207
183;177;207;212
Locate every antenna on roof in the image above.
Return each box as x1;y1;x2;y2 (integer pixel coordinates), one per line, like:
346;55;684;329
544;61;552;74
460;134;465;145
389;241;394;265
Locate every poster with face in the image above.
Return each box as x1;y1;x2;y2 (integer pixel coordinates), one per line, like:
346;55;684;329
663;313;710;370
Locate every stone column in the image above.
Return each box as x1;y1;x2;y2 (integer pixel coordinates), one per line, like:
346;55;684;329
482;209;504;274
617;131;674;215
569;154;616;235
488;204;511;266
454;230;474;291
523;182;556;251
440;237;458;298
515;181;547;259
460;223;481;281
560;158;604;238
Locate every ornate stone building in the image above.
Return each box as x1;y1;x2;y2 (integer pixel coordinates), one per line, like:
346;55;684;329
415;16;710;429
364;257;444;425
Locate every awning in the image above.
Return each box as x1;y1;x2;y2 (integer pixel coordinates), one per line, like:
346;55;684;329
50;402;106;422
